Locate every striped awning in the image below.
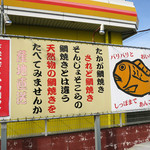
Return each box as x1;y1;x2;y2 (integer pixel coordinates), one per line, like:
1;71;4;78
4;0;137;22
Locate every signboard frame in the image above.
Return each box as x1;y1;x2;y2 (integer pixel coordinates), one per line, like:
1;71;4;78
0;35;150;120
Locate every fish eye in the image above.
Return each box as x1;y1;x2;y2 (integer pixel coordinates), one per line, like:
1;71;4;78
119;64;126;71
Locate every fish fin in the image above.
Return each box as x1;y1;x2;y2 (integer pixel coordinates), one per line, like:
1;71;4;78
124;85;138;93
133;59;150;76
133;59;142;66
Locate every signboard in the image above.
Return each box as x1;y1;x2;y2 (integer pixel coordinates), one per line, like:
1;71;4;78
0;39;10;117
109;46;150;112
1;38;150;119
10;38;111;119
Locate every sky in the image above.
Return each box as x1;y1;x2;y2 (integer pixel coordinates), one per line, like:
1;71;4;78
123;0;150;48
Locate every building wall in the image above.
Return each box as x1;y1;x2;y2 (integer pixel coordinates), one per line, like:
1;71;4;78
6;24;122;44
3;23;124;138
2;123;150;150
3;24;128;149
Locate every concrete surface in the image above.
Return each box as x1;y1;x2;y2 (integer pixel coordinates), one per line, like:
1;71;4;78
129;142;150;150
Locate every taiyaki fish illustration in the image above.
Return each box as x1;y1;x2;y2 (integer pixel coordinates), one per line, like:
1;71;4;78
113;59;150;97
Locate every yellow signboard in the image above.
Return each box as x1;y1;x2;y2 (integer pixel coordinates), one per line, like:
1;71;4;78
10;38;111;119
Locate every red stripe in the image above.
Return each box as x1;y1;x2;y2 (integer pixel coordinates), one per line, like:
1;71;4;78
0;39;10;117
19;0;137;17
